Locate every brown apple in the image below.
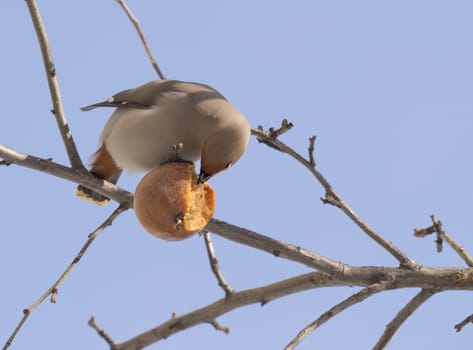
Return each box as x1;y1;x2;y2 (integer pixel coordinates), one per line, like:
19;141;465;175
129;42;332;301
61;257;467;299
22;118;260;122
134;162;215;241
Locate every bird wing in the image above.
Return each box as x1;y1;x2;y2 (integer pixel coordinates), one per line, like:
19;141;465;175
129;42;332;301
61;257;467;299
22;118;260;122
80;80;174;111
80;80;226;112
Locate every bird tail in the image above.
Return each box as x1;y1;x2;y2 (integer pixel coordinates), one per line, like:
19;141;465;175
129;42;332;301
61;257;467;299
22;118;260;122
75;185;110;206
75;144;122;206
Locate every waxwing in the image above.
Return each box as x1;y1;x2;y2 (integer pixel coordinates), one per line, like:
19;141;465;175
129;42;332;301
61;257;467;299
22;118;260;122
76;80;250;205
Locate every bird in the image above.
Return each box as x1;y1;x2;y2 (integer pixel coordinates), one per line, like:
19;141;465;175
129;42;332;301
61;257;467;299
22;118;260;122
76;79;251;205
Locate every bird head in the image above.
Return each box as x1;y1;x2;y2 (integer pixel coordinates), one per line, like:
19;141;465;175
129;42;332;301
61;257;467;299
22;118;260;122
198;122;250;183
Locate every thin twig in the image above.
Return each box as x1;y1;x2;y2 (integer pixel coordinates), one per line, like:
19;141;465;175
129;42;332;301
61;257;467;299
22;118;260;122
202;231;234;296
2;205;127;350
431;215;444;253
88;316;118;348
207;319;230;334
308;135;316;167
413;225;436;237
455;314;473;332
251;126;417;270
268;118;294;138
25;0;85;170
115;0;165;79
414;215;473;267
373;288;437;350
431;215;473;267
284;282;390;350
255;119;294;152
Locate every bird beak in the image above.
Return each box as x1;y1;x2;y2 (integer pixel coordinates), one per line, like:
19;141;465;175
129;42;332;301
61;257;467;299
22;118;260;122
197;170;211;184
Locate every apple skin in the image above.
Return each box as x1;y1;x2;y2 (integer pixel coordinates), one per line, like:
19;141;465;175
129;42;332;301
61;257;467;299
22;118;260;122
134;162;215;241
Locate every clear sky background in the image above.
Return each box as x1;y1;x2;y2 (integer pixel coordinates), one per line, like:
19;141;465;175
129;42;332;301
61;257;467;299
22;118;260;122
1;1;473;349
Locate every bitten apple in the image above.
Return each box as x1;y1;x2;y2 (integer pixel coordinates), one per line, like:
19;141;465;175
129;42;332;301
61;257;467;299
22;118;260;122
134;162;215;241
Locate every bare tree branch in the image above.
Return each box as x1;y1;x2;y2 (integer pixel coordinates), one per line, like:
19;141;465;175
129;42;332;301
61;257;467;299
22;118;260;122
414;215;473;267
5;4;472;348
455;314;473;332
251;126;417;270
25;0;85;170
89;316;118;348
307;135;316;167
112;264;473;350
115;0;165;79
431;216;473;267
3;205;127;350
202;232;234;296
373;288;437;350
0;144;134;208
284;281;391;350
255;119;293;152
207;319;230;334
206;218;344;274
112;272;364;350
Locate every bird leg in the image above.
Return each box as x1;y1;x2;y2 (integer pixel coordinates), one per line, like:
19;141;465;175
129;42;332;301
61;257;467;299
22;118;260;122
173;143;183;159
163;143;193;165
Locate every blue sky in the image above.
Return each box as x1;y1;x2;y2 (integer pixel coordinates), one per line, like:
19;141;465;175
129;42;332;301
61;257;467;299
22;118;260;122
1;1;473;349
